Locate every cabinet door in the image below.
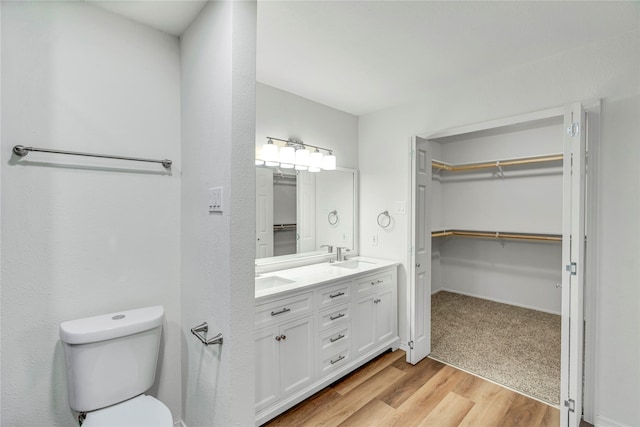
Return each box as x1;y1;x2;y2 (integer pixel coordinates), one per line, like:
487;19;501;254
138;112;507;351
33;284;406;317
280;316;314;396
353;294;376;356
255;327;280;412
375;286;395;345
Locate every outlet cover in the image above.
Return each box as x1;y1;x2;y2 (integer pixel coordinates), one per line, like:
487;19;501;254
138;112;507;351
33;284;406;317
394;201;407;214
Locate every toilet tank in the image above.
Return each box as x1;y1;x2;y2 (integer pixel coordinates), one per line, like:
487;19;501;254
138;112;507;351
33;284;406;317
59;306;164;412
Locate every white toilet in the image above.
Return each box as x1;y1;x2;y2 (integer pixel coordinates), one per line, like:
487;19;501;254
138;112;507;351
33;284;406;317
59;305;173;426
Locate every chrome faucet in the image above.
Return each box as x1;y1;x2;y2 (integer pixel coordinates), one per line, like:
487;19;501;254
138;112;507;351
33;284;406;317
336;247;349;262
320;245;334;263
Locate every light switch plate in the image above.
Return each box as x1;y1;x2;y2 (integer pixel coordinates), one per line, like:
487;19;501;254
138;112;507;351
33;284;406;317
394;201;406;214
208;187;223;213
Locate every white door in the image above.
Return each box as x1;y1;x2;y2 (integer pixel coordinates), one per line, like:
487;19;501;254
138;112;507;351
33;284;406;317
279;316;314;396
408;136;431;364
375;286;395;345
256;168;274;258
254;327;280;412
297;171;316;252
561;103;586;427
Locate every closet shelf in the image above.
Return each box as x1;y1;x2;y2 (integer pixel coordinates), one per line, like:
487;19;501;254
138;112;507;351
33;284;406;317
432;153;563;173
274;223;296;232
432;229;561;242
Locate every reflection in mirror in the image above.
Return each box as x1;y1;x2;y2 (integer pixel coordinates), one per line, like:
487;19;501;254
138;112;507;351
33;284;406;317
255;167;357;260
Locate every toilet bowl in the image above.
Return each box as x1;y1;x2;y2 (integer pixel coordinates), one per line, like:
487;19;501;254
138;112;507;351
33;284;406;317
60;306;173;426
82;395;172;427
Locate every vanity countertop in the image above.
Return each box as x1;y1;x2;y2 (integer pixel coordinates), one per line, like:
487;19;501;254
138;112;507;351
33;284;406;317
255;256;400;300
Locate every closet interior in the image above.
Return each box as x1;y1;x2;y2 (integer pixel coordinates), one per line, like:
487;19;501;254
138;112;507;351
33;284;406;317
272;172;298;256
428;114;565;405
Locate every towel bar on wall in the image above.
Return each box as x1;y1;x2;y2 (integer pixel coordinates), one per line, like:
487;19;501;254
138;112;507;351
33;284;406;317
13;145;172;169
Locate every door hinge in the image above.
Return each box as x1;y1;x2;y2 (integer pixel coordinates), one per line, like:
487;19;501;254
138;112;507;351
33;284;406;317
409;149;415;159
565;262;577;275
408;340;414;350
564;398;576;413
567;122;580;137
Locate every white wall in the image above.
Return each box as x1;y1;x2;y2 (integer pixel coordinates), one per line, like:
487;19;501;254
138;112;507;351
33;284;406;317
1;2;182;425
180;1;256;426
595;95;640;427
359;29;640;426
257;84;359;169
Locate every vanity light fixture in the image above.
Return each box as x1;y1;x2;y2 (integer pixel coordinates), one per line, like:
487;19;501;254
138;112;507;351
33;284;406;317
322;151;336;170
256;137;337;172
279;144;296;169
261;138;280;167
294;147;310;171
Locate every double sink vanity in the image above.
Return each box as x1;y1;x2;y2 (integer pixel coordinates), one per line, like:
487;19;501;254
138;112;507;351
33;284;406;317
254;256;400;425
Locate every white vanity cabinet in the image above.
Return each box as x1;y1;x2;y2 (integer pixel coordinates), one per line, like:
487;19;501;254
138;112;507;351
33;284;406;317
254;262;399;426
352;270;397;358
254;292;315;413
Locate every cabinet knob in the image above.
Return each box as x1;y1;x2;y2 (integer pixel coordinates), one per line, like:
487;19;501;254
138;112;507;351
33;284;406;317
416;263;421;267
280;334;286;340
275;335;281;341
374;298;381;304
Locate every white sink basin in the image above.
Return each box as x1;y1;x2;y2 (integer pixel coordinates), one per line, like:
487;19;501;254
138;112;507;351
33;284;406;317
332;259;376;270
255;275;295;291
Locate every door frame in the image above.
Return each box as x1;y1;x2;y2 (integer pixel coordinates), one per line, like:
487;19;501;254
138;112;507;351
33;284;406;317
407;102;599;424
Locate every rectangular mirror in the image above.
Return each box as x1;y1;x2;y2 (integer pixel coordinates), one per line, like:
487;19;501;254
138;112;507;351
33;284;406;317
256;167;358;262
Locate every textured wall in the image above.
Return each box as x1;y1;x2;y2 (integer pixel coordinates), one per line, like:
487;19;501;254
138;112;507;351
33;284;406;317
1;2;182;425
180;1;256;425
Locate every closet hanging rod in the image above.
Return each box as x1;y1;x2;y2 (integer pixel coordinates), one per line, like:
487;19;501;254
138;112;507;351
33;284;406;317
274;224;297;231
432;153;562;172
432;229;561;242
12;145;172;169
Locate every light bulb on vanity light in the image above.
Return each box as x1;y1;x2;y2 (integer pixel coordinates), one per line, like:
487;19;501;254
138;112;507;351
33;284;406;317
295;147;310;171
309;149;323;172
279;145;295;169
322;151;336;170
261;138;280;167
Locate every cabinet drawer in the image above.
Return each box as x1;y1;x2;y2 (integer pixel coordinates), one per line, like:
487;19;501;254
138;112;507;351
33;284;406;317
317;281;351;308
354;271;394;296
318;304;351;331
319;324;351;357
318;347;350;377
255;292;313;330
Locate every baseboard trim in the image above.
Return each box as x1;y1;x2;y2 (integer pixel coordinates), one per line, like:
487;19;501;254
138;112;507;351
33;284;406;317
595;415;632;427
436;288;561;315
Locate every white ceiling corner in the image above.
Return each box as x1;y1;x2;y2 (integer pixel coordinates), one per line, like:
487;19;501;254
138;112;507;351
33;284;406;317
87;0;207;37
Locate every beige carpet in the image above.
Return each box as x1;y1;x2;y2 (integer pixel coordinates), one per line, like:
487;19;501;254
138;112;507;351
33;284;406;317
430;291;561;405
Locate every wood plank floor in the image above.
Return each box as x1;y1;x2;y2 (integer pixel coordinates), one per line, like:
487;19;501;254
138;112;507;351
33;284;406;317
263;350;563;427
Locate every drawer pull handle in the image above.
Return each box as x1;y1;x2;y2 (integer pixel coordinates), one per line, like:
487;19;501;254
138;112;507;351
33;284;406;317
330;313;345;321
370;279;383;285
330;355;346;365
330;334;345;343
329;291;345;299
271;308;291;316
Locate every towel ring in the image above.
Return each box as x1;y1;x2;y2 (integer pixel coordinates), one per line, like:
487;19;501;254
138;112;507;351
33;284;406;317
377;211;391;228
328;210;338;225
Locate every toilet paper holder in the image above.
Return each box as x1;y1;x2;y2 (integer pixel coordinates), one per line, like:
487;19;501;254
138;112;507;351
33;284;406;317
190;322;223;346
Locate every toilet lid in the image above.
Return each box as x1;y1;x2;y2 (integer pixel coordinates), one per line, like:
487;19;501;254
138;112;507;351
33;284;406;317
83;395;172;427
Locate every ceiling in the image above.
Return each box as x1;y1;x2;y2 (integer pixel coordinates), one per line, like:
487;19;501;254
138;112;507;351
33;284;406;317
89;1;639;116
